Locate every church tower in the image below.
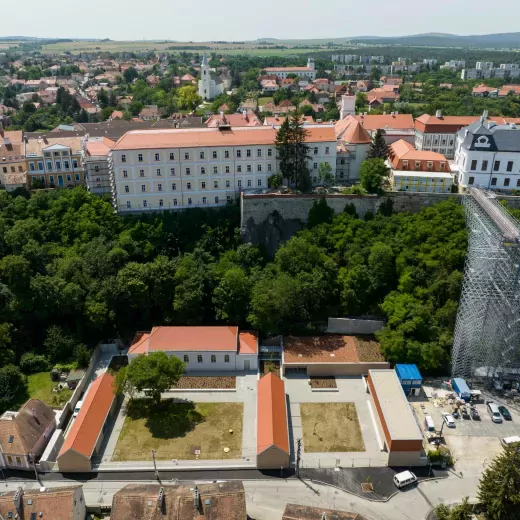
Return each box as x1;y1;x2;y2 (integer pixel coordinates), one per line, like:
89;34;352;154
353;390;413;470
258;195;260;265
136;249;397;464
307;57;315;70
198;51;211;100
339;84;356;119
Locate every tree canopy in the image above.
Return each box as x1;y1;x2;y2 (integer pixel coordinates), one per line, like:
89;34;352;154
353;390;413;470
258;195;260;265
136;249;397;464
359;158;390;193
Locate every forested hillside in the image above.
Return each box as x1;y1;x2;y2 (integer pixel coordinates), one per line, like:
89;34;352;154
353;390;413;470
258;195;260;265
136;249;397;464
0;189;467;411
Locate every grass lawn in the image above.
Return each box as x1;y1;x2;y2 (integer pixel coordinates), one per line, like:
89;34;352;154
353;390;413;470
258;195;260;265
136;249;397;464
26;372;72;408
112;400;243;461
258;96;274;106
300;403;365;453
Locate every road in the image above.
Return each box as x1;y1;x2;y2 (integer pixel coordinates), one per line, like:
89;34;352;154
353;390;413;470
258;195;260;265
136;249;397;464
0;472;481;520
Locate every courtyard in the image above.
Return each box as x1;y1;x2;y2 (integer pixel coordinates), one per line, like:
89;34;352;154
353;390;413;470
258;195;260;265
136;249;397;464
112;400;243;461
300;403;365;453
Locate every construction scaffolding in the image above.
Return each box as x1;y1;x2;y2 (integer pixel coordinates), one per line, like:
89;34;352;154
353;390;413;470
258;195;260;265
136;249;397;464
452;188;520;381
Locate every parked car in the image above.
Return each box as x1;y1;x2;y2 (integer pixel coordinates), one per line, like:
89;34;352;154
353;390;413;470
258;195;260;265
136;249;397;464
487;402;503;423
393;471;418;489
73;400;84;418
442;412;456;428
498;405;512;421
501;436;520;446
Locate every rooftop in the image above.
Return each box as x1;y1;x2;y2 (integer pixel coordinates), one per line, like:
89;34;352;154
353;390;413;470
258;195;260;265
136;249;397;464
25;136;83;156
395;364;422;381
238;331;258;355
369;369;423;442
85;137;115;157
335;116;372;144
111;482;247;520
284;336;361;364
354;114;414;131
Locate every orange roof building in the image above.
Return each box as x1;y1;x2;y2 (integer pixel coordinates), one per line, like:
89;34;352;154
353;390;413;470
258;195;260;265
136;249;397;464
257;373;290;469
57;372;117;472
205;111;262;128
128;327;259;372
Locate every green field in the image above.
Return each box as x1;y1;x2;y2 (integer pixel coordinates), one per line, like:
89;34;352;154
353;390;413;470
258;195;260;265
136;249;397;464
258;96;274;106
27;372;72;408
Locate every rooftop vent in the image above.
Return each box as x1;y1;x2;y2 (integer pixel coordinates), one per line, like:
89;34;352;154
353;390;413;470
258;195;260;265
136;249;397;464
436;109;442;118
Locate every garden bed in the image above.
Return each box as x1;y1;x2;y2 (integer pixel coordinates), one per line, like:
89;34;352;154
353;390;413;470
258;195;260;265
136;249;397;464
175;376;236;389
355;336;386;362
309;376;337;389
260;360;281;377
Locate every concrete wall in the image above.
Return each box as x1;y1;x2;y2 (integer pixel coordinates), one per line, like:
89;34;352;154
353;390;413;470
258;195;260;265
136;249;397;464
257;445;290;469
39;429;64;469
57;449;91;472
327;318;385;335
287;362;390;376
388;450;424;467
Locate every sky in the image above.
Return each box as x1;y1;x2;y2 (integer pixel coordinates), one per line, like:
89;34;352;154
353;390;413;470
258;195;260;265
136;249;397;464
3;0;520;41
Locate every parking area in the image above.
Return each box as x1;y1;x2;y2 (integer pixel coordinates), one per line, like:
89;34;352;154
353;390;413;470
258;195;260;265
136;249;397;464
284;374;388;468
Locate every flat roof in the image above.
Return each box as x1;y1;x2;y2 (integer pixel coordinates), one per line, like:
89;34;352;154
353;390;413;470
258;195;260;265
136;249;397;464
395;364;423;381
284;336;360;364
369;369;422;442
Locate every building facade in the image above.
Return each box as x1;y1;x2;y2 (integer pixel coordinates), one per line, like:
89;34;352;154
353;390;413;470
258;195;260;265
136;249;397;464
83;137;115;195
335;115;372;182
198;51;232;101
109;126;337;213
454;119;520;191
0;129;26;191
263;58;316;80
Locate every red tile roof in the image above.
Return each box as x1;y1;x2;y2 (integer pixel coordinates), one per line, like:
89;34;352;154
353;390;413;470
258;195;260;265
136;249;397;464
257;373;289;455
238;331;258;355
85;137;115;156
335;115;372;144
59;372;115;458
389;139;451;172
148;326;239;352
355;114;414;131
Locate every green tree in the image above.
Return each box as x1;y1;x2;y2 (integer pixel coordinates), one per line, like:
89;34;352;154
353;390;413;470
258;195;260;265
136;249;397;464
308;198;335;228
434;498;472;520
268;172;283;189
318;162;334;187
478;444;520;519
43;325;77;363
177;85;202;110
213;266;250;323
124;67;139;83
356;92;368;110
359;158;389;194
0;364;26;413
97;88;109;109
126;351;185;404
367;129;389;160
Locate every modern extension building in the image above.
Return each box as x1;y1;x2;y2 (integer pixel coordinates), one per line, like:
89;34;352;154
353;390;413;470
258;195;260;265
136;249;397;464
83;136;115;195
128;327;259;372
109;126;337;212
395;364;423;396
454;118;520;191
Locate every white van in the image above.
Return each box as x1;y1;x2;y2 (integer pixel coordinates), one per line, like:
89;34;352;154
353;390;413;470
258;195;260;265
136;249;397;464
487;402;502;423
393;471;418;489
73;400;84;418
424;415;435;432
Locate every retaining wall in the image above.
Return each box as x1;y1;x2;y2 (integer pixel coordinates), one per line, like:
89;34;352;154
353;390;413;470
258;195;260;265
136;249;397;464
327;318;385;335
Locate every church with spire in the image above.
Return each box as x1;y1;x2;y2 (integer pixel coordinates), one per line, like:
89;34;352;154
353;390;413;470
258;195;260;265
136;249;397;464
197;51;232;101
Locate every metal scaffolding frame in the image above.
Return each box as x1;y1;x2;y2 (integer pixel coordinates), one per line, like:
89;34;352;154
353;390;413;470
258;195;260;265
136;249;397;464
452;188;520;381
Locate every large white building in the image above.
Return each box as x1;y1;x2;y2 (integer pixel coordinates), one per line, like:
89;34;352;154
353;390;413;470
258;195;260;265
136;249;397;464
109;126;337;212
454;118;520;191
263;58;316;80
197;51;232;101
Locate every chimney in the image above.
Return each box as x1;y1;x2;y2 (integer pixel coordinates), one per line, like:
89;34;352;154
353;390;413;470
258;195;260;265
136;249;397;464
4;137;10;146
482;110;489;120
436;109;442;118
13;487;23;512
193;486;200;509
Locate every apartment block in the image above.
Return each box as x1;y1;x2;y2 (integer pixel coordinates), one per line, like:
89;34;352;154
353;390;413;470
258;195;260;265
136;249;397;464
109;126;336;212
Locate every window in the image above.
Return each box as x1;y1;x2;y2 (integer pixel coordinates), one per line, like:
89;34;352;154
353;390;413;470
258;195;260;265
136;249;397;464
313;163;317;170
415;161;421;171
49;175;54;184
237;165;242;173
200;151;205;159
491;177;497;186
38;161;43;170
427;162;433;171
247;165;252;172
56;161;61;171
123;170;128;178
202;181;206;189
215;196;219;203
314;147;318;155
143;200;148;208
125;185;129;193
173;199;178;206
15;456;22;466
94;165;99;172
482;160;488;171
237;180;242;187
155;153;160;161
138;153;143;162
246;149;251;157
212;151;217;159
170;167;176;176
211;354;216;363
257;179;262;186
470;160;477;171
197;355;203;363
156;168;161;176
184;152;190;160
10;166;14;173
256;164;261;172
140;169;145;177
159;199;164;207
121;154;127;163
268;148;272;157
158;183;162;191
494;160;501;171
224;354;230;362
172;183;177;190
247;179;252;187
226;180;230;188
126;201;131;209
66;174;71;182
73;159;78;168
188;197;192;205
141;184;146;192
224;150;230;158
237;150;242;158
402;160;408;169
257;149;262;157
440;162;445;171
186;167;191;175
187;182;192;190
468;176;475;185
213;166;218;174
203;196;207;204
6;455;13;465
64;160;70;169
183;353;189;363
201;167;206;175
225;166;230;173
504;178;510;187
325;146;330;154
169;152;175;160
507;161;514;172
267;164;272;171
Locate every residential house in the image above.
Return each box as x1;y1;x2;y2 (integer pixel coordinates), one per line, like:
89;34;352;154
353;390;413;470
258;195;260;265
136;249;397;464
335;115;372;182
57;372;117;472
110;110;124;120
205;111;262;128
313;78;332;92
454;117;520;191
0;486;86;520
355;113;415;144
366;88;399;108
387;139;453;193
139;105;161;121
128;327;258;372
260;79;279;93
472;84;498;97
498;85;520;97
180;73;196;85
439;83;453;90
111;482;247;520
25;136;85;188
83;136;116;195
0;399;56;470
0;128;26;190
380;76;402;85
299;99;325;113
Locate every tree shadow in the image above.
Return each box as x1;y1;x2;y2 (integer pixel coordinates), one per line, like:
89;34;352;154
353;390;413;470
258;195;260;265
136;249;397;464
125;398;204;439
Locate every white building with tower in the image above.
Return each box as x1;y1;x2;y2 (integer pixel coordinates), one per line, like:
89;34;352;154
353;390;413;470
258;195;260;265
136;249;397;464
339;89;356;119
197;51;232;101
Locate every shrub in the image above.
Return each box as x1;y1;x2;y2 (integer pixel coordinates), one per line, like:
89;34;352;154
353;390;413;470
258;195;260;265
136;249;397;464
74;344;91;368
20;353;50;374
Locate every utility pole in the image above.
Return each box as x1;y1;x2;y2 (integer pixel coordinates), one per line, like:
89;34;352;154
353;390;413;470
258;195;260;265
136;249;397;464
151;450;159;481
296;438;302;478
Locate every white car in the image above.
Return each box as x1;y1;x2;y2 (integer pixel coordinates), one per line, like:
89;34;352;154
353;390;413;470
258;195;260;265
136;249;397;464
442;412;456;428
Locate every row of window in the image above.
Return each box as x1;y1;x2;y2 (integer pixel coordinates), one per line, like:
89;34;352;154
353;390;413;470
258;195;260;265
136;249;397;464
120;146;330;164
2;165;24;173
125;196;230;209
122;164;273;178
467;176;520;187
470;159;515;173
31;173;86;184
396;177;448;183
29;159;79;172
125;178;264;193
183;354;230;363
43;150;70;157
401;160;447;171
5;454;23;466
